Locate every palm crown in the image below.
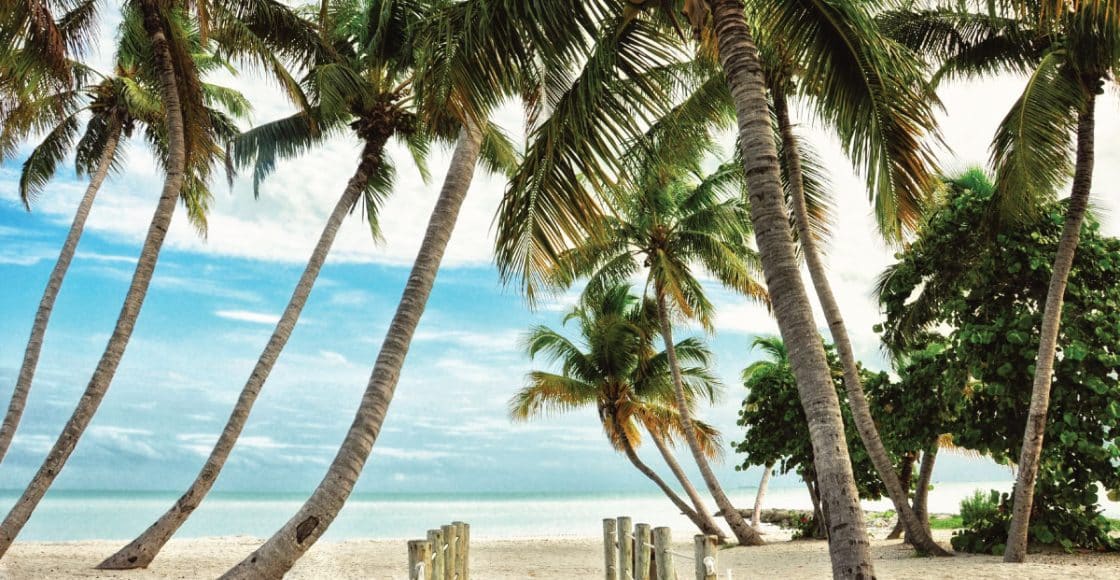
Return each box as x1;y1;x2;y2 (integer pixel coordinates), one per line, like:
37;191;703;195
511;284;723;457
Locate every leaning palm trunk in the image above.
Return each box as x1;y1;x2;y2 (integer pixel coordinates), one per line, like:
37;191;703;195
751;461;774;529
708;0;874;573
773;88;949;557
654;292;762;546
912;444;937;540
646;427;726;539
96;144;383;570
1003;99;1097;564
0;121;122;465
1005;97;1096;563
887;454;916;540
0;1;185;557
219;124;484;579
608;413;710;533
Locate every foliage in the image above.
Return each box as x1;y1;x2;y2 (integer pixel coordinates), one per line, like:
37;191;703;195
510;284;723;455
951;489;1011;555
790;512;818;541
878;173;1120;551
733;337;892;500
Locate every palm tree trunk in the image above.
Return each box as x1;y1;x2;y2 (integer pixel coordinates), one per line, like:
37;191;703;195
0;1;185;557
805;475;827;540
912;444;936;540
654;292;762;546
219;123;484;579
645;427;726;540
1004;95;1096;563
96;142;384;570
887;454;916;540
709;0;873;573
0;120;122;465
751;461;774;529
773;87;948;557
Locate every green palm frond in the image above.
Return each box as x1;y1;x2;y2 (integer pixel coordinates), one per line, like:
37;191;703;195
494;14;689;301
509;372;600;420
755;0;941;240
477;121;520;178
18;110;81;208
228;110;330;196
990;50;1086;221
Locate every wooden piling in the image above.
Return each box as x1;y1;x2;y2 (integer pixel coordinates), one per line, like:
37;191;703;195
693;535;717;580
603;518;618;580
617;517;633;580
454;521;470;580
653;527;675;580
442;524;458;580
408;540;433;580
634;523;652;580
427;529;445;580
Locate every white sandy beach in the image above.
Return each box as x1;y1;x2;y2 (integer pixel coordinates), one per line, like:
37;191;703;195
1;531;1118;579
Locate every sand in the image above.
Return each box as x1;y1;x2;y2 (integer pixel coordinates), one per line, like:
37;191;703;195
1;531;1117;579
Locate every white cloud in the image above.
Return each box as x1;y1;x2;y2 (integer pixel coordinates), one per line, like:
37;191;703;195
413;328;522;353
215;309;280;325
88;425;160;459
319;350;350;366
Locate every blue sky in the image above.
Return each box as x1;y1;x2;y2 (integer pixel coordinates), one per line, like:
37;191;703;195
2;9;1119;497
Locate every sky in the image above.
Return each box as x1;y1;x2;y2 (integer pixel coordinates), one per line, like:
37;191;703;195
1;8;1119;497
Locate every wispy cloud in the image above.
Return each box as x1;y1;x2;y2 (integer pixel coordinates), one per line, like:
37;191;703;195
215;309;280;325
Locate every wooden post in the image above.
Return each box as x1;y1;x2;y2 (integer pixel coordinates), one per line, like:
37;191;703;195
653;527;675;580
408;540;433;580
603;518;618;580
693;535;716;580
635;523;652;580
617;517;633;580
427;529;445;580
454;521;470;580
442;524;458;580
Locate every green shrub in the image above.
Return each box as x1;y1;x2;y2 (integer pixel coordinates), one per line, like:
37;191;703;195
951;489;1010;555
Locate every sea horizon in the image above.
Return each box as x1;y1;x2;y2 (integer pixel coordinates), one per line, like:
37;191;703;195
3;481;1117;543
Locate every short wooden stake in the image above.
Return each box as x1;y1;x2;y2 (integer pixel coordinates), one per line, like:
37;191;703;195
635;523;652;580
408;539;433;580
693;535;717;580
454;521;470;580
618;517;633;580
427;529;445;580
442;524;458;580
603;518;618;580
653;527;675;580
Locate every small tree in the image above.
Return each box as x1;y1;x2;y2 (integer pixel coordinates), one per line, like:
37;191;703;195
734;337;892;538
878;173;1120;552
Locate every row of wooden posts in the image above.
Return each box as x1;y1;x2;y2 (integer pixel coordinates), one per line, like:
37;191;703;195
407;521;470;580
603;517;719;580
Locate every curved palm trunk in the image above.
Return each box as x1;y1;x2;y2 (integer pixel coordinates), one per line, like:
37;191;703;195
654;293;762;546
646;427;726;540
751;461;774;529
606;413;707;531
709;0;874;573
96;144;383;570
887;454;916;540
773;88;948;557
1005;96;1096;563
219;124;484;579
912;444;936;540
0;2;185;557
0;121;122;464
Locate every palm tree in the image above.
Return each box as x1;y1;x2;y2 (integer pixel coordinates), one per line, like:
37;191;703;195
0;41;248;466
547;150;768;545
97;0;517;569
881;0;1119;562
0;0;316;557
510;285;727;539
0;0;98;96
753;0;949;555
469;0;878;569
216;1;520;574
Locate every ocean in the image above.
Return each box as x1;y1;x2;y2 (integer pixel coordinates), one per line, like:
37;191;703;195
1;480;1117;542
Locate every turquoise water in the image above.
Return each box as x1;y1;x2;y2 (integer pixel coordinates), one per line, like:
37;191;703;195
0;482;1116;542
